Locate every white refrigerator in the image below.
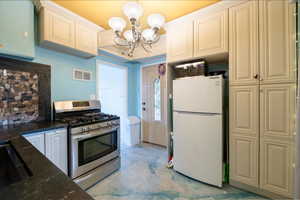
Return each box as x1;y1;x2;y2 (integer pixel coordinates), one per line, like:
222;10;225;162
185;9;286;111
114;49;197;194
173;75;223;187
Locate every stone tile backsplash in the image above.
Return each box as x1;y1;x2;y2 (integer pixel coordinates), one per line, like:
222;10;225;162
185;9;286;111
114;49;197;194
0;69;39;125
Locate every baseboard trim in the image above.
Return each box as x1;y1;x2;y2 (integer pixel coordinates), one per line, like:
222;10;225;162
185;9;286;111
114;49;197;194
229;179;292;200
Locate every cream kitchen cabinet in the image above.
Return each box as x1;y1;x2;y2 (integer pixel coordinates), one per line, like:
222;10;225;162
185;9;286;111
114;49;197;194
24;128;68;174
166;21;193;63
230;135;258;187
229;85;259;137
193;10;228;59
229;83;296;197
39;2;100;58
229;85;259;187
45;129;68;174
24;132;45;155
75;21;98;55
259;0;296;84
260;139;294;198
229;1;259;86
40;8;75;48
260;83;296;141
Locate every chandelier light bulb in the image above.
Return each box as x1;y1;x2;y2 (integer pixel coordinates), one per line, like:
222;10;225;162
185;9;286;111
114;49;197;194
108;17;126;32
147;14;165;29
142;29;155;41
123;2;143;20
123;30;134;42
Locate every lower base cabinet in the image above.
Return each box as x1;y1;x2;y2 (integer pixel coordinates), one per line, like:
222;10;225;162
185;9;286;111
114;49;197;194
24;128;68;174
45;129;68;174
230;135;258;187
260;138;294;198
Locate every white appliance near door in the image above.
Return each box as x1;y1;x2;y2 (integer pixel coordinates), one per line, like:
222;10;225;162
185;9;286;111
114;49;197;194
173;75;223;187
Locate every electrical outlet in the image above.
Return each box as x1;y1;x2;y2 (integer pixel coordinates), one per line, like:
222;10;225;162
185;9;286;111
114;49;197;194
90;94;96;100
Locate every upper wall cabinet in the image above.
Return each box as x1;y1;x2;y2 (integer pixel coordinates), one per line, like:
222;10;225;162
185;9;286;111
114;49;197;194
166;21;193;63
75;22;98;55
193;10;229;59
0;0;35;59
38;1;100;58
259;0;296;84
229;1;259;86
41;8;75;48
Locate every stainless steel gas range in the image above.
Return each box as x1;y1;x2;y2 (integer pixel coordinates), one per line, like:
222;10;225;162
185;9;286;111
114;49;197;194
53;100;120;189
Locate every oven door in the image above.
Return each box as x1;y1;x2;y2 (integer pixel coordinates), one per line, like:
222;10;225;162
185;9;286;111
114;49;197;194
71;127;120;178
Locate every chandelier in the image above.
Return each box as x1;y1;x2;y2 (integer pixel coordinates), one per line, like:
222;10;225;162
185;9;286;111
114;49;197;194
108;2;165;57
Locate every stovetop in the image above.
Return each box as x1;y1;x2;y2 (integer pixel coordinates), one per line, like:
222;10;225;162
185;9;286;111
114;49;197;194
56;112;119;127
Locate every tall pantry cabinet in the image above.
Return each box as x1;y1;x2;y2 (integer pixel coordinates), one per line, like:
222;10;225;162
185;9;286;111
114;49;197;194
229;0;296;199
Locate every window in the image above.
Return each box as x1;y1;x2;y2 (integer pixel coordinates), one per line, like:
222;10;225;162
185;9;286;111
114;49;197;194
154;78;161;121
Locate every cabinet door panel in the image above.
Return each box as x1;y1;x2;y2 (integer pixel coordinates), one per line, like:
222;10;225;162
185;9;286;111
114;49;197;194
166;21;193;63
230;135;258;186
194;10;228;58
229;1;259;85
259;0;296;84
260;139;294;197
45;9;75;48
75;22;98;55
45;129;68;174
260;84;296;140
24;133;45;155
230;85;259;137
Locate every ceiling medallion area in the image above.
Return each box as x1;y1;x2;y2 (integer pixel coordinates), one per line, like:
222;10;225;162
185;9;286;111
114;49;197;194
108;2;165;57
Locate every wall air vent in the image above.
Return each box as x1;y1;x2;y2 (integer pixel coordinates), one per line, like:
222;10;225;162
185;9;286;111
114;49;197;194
73;69;92;81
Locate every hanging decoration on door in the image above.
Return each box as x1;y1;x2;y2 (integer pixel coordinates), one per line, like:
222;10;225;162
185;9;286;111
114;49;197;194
158;63;166;76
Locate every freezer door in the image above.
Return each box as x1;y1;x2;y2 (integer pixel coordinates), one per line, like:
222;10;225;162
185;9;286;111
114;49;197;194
173;111;223;187
173;76;223;113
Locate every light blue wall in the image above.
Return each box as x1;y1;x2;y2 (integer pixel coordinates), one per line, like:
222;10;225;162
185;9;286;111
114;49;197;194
0;0;35;58
0;0;159;117
33;46;97;101
128;63;141;116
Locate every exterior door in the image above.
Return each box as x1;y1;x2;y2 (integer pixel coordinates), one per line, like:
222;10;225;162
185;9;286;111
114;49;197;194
142;65;166;146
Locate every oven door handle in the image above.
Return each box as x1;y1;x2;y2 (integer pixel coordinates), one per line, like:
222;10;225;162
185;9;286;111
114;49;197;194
72;127;119;141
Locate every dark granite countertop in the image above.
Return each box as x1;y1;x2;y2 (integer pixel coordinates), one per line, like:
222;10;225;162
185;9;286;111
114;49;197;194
0;121;94;200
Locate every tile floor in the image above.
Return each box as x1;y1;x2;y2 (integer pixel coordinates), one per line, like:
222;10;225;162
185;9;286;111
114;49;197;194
87;143;268;200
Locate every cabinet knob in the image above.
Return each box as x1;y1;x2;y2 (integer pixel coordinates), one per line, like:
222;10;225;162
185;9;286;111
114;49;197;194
253;74;259;79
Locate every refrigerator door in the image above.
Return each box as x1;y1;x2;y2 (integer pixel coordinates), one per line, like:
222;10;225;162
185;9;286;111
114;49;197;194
173;111;223;187
173;75;223;114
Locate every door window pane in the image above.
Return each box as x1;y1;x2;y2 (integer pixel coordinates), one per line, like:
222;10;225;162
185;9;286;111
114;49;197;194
154;78;161;121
